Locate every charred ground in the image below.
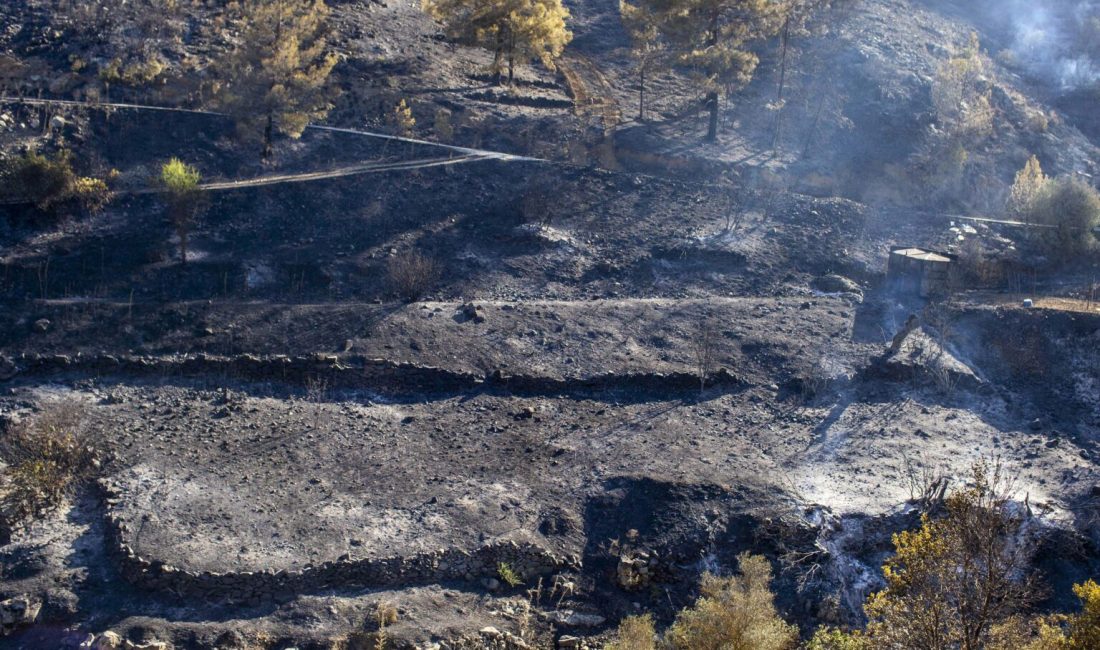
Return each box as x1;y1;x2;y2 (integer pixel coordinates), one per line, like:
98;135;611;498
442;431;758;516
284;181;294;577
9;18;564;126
1;0;1099;648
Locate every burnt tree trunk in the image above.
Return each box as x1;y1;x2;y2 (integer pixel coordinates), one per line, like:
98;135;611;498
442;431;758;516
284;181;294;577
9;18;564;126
772;15;791;152
263;111;274;159
705;14;720;142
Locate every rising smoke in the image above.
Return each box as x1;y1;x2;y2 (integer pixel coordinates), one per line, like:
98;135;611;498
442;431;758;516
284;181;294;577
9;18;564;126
1002;0;1100;89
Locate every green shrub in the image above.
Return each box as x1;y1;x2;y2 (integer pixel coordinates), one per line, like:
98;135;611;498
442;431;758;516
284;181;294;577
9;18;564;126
1026;177;1100;259
160;157;201;193
497;562;523;587
159;158;203;263
1;150;113;215
806;627;869;650
99;55;167;87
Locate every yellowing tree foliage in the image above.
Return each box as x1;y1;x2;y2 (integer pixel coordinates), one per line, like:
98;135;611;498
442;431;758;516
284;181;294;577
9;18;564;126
423;0;572;85
620;0;667;121
159;158;203;264
213;0;338;158
1009;154;1047;219
664;553;797;650
390;99;417;138
1065;580;1100;649
932;32;994;139
634;0;784;142
864;460;1035;650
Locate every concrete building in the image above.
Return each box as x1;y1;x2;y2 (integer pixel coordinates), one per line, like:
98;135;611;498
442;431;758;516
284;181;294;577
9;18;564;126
887;247;956;298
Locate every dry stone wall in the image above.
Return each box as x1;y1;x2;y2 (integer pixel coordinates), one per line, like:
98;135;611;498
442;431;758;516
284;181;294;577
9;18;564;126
97;480;575;602
3;352;740;395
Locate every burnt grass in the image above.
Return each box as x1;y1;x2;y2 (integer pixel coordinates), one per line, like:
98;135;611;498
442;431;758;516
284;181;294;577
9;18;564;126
1;0;1100;647
0;110;1098;647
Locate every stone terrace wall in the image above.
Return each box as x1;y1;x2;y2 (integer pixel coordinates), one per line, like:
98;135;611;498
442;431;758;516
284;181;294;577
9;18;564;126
98;479;577;602
6;352;740;395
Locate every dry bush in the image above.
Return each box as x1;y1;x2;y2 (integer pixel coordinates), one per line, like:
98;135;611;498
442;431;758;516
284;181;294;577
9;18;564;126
521;178;555;226
799;352;837;405
0;402;97;536
931;33;994;139
0;150;114;216
433;108;454;143
664;553;798;650
386;251;441;302
691;313;717;392
929;363;961;397
901;452;948;507
956;237;999;287
606;613;656;650
1025;177;1100;260
865;460;1037;650
341;602;398;650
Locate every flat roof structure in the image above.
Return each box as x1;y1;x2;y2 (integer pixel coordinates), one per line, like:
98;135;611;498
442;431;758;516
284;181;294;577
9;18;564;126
891;248;952;263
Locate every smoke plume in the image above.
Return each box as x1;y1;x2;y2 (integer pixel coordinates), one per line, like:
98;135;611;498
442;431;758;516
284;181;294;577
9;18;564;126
1003;0;1100;90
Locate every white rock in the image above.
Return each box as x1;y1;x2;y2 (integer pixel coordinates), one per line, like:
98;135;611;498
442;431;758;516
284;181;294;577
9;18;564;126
94;631;123;649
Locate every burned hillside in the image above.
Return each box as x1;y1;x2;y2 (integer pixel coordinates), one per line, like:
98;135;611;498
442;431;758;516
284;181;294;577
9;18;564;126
1;0;1099;649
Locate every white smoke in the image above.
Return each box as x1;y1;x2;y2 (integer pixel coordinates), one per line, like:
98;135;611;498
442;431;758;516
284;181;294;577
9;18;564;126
1004;0;1100;90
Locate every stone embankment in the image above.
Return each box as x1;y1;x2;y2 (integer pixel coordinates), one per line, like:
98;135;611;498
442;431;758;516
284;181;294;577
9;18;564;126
1;352;741;396
97;479;576;603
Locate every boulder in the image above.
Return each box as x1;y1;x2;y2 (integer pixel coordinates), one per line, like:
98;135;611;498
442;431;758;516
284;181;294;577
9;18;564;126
540;610;606;628
0;596;41;635
875;326;980;389
458;302;486;324
811;274;863;302
0;356;17;381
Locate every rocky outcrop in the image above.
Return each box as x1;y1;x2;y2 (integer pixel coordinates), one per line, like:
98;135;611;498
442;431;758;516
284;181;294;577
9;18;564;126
867;326;981;389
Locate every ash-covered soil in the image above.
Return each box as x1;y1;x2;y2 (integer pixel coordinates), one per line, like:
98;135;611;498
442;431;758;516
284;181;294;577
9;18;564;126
1;0;1100;647
2;289;1099;648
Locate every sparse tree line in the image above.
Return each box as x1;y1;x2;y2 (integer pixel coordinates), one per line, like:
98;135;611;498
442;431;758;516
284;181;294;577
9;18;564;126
424;0;843;142
604;460;1100;650
3;0;1096;268
9;0;848;146
1007;155;1100;259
